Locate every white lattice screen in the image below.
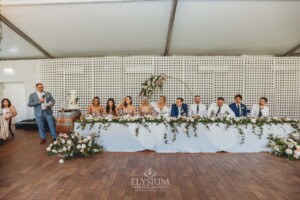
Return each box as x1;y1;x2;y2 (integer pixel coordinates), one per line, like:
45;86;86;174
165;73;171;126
36;57;300;119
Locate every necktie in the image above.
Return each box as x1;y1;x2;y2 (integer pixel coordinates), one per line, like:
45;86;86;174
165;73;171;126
196;105;199;114
217;106;221;114
259;108;262;117
237;104;240;117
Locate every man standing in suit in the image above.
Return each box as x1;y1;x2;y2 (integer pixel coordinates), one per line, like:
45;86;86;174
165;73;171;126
171;98;188;118
28;83;57;144
229;94;247;117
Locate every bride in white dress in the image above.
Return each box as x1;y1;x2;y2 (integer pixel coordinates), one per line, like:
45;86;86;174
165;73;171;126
150;95;170;115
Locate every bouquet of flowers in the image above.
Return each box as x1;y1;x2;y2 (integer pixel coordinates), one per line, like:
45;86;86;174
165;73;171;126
139;74;167;98
46;132;104;163
267;132;300;160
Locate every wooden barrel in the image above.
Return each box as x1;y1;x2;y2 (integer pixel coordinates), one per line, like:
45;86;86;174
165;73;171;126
56;110;81;134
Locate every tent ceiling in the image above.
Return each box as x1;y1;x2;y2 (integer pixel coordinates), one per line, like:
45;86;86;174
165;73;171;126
0;0;300;60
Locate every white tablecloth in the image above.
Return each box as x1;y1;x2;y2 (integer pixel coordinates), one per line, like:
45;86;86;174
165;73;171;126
74;122;294;153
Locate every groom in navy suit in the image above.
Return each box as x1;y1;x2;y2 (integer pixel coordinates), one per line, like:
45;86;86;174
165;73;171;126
171;98;188;118
229;94;247;117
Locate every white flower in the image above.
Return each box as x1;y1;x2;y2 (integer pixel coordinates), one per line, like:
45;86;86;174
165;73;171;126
294;151;300;159
285;149;293;155
67;140;72;145
63;147;67;152
78;139;83;144
53;141;58;145
77;144;81;149
87;136;91;140
58;159;64;164
142;119;146;123
288;143;295;149
51;149;57;153
108;118;112;122
49;143;53;147
61;139;65;144
81;144;86;149
93;149;99;152
288;138;294;143
190;118;194;122
210;117;215;121
46;147;51;151
83;138;88;143
251;119;256;123
273;146;280;152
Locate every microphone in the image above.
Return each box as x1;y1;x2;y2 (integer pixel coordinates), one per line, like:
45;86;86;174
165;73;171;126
42;95;45;98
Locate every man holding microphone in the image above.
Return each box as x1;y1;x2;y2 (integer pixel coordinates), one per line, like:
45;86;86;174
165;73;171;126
28;83;57;144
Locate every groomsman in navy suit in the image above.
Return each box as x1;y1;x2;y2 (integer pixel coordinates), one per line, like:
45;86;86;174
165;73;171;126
171;98;188;118
229;94;247;117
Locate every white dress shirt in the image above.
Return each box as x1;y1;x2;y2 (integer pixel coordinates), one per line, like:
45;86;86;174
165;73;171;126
250;104;269;118
37;91;46;110
207;103;235;118
189;103;207;117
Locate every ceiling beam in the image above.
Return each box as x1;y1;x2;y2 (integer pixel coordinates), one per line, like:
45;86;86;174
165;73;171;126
0;14;53;58
281;44;300;57
164;0;178;56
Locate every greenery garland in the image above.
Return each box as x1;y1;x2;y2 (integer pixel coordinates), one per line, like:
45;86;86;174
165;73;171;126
76;116;299;145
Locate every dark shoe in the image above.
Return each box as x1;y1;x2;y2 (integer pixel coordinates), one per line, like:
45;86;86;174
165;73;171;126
40;139;46;144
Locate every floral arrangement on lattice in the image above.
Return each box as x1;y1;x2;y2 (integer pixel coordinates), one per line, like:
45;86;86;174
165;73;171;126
139;74;167;98
267;132;300;160
46;132;104;163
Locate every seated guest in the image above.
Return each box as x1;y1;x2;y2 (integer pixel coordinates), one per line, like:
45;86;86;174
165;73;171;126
207;97;235;118
171;98;188;118
250;97;269;118
0;98;17;140
229;94;247;117
117;96;136;116
189;95;207;118
150;95;170;115
87;96;103;116
139;97;152;116
105;98;117;117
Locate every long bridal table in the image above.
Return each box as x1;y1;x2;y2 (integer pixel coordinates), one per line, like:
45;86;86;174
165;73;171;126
74;118;297;153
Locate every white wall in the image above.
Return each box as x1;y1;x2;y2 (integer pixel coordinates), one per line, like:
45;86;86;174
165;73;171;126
0;60;37;119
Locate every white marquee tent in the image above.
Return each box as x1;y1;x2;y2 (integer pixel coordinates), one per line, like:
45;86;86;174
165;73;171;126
0;0;300;60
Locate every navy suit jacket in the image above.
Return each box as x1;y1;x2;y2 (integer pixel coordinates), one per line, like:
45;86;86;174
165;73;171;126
229;103;247;117
171;103;188;118
28;91;55;117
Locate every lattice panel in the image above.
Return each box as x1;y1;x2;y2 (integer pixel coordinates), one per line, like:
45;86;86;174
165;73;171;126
273;58;300;118
214;57;244;105
123;57;154;107
36;60;65;116
94;57;123;109
153;57;185;105
244;57;274;116
184;57;215;106
36;56;300;119
64;58;93;114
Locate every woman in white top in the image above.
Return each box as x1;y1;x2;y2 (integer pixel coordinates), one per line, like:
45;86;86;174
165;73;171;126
117;96;136;116
139;97;152;116
0;98;17;140
150;95;170;115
